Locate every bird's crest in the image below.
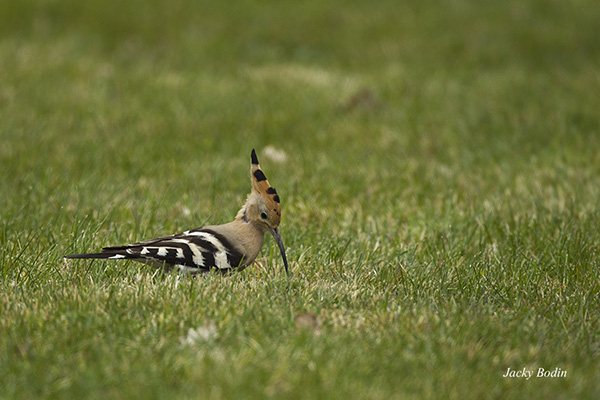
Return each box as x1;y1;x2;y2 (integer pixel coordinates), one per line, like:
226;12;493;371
251;148;281;224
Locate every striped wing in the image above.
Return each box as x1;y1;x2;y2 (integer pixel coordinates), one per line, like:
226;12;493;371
78;228;245;274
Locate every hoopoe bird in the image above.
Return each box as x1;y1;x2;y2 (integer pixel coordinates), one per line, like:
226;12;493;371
65;149;289;275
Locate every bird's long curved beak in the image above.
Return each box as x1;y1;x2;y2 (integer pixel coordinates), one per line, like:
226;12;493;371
269;227;289;275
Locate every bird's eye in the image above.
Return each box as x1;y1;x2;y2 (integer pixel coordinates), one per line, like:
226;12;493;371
260;211;268;219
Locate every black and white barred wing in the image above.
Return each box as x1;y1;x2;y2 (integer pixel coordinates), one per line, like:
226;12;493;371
66;228;245;274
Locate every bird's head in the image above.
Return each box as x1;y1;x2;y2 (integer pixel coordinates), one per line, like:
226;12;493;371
237;149;288;274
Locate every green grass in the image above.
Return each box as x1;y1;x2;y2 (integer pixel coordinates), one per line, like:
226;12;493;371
1;0;600;398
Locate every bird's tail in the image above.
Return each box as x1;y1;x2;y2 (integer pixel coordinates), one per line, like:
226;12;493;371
64;249;134;260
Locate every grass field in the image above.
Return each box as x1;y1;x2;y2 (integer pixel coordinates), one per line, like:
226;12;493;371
1;0;599;398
